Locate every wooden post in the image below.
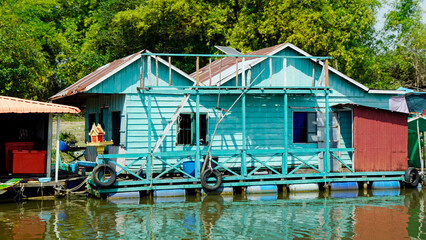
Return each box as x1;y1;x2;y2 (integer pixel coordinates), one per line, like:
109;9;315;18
219;59;222;86
168;56;172;86
283;92;288;175
209;58;212;86
235;57;238;86
141;56;145;89
242;93;247;176
312;61;315;86
283;58;287;86
147;56;151;86
325;91;330;173
325;59;329;87
269;57;272;87
156;56;159;86
196;93;200;178
147;94;152;181
242;57;246;87
196;56;200;86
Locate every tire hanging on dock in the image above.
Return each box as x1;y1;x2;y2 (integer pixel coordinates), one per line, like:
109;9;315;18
92;164;117;188
404;167;420;187
201;168;222;191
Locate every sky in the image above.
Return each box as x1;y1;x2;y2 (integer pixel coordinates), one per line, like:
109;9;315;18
375;0;426;30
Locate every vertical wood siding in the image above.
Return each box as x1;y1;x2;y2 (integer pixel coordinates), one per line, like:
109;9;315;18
85;95;125;145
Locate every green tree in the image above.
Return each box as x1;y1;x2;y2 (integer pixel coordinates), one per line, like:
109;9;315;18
381;0;426;90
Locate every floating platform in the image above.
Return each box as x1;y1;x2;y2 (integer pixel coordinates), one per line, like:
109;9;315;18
87;168;413;199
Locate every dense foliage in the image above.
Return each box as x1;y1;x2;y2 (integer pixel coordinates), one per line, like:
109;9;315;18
0;0;424;101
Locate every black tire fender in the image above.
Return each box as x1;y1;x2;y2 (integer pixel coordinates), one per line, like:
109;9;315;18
92;164;117;188
201;168;222;192
405;167;420;188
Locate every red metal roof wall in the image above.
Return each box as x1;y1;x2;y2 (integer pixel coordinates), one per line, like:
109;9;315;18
353;106;408;171
0;96;80;114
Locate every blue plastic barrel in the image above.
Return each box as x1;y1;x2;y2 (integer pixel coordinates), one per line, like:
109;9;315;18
182;161;204;177
108;191;140;199
330;182;359;191
371;181;400;189
247;193;278;201
201;187;233;195
247;185;278;194
330;190;359;198
372;189;400;196
289;183;319;192
154;189;186;197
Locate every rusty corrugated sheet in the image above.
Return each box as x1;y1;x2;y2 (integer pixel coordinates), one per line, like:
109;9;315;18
50;51;143;101
190;44;285;84
0;96;80;114
353;105;408;171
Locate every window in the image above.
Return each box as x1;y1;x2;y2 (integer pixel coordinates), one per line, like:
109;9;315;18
112;111;121;146
177;113;208;145
293;112;317;143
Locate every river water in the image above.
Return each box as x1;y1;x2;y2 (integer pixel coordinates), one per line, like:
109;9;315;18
0;188;424;239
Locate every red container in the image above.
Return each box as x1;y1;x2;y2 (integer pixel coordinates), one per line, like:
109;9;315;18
11;150;46;174
4;142;34;172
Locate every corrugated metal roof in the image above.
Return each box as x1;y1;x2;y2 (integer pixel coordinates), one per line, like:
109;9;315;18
190;44;285;85
50;51;144;101
0;96;80;114
51;50;197;101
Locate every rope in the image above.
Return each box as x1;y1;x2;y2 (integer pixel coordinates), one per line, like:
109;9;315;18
53;176;90;195
201;68;265;174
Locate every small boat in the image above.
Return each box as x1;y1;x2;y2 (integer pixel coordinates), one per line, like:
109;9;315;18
0;178;21;195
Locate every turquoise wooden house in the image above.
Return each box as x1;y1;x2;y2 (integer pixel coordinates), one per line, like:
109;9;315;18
51;43;411;195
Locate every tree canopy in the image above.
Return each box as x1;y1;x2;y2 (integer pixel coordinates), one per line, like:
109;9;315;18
0;0;424;101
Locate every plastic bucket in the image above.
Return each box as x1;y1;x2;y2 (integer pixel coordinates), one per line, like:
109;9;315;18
182;161;204;177
59;141;69;152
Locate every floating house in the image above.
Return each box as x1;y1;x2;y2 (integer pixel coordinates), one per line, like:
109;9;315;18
51;43;414;195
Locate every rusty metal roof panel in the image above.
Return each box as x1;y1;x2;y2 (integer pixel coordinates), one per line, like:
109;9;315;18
190;44;286;84
50;51;143;101
0;96;80;114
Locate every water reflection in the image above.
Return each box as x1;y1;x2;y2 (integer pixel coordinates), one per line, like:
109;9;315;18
0;189;424;239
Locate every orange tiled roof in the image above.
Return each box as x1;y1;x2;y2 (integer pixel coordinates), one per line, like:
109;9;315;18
0;96;80;114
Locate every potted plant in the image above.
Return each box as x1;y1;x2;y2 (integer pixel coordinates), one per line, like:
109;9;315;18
59;131;77;151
